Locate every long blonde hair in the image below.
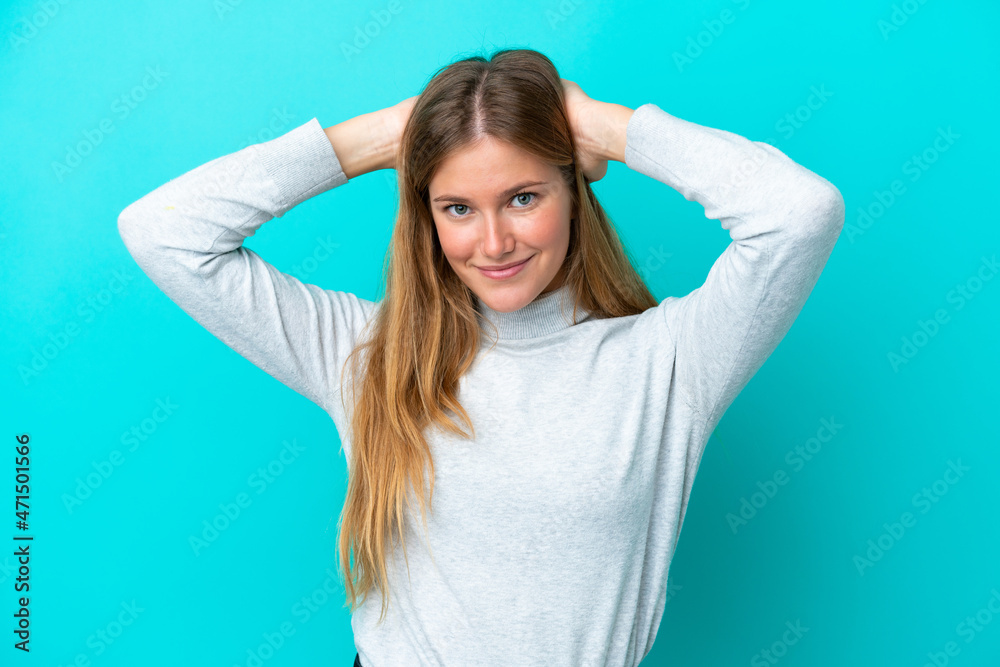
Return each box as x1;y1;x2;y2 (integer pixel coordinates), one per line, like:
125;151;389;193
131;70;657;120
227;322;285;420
336;47;658;624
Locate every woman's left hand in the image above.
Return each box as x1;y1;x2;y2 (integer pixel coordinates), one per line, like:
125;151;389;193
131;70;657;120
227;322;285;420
560;79;633;183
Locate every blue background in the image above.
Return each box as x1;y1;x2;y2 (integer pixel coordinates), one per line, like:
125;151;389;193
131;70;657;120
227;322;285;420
2;0;998;665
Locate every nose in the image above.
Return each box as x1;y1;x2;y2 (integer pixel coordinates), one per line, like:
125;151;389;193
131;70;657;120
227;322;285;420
480;211;515;258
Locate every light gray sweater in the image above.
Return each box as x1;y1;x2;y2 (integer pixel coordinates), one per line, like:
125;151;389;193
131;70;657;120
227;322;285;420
117;103;845;667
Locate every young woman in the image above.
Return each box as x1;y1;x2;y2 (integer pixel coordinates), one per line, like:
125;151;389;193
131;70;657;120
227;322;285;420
118;48;844;666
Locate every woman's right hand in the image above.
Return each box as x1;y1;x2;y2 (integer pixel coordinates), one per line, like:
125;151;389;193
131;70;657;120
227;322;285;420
376;95;418;170
324;95;418;179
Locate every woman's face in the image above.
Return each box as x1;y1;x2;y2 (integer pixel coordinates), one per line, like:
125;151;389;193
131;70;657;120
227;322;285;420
427;136;575;314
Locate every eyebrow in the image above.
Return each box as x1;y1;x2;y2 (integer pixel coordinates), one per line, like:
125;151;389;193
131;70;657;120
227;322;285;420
432;180;550;204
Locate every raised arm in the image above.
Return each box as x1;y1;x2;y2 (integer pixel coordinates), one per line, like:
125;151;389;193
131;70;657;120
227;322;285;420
116;103;410;417
622;103;845;433
564;81;845;435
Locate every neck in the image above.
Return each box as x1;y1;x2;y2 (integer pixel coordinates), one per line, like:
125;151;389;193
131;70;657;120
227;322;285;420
474;284;590;341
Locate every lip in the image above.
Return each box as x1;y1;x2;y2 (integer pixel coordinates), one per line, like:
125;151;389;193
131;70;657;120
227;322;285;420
477;255;533;279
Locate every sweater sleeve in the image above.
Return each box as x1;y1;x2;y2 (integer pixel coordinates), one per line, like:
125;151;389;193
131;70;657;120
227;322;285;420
624;103;845;434
117;117;376;416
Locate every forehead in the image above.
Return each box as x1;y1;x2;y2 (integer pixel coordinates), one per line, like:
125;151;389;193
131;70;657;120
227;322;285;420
429;136;558;195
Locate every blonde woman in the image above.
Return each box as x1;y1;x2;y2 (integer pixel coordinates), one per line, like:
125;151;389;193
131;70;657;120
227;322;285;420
118;48;844;667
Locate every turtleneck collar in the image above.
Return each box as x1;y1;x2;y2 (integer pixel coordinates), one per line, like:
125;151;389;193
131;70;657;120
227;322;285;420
474;284;591;341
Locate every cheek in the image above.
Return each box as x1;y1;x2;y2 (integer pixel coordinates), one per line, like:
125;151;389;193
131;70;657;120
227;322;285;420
528;205;571;249
433;218;475;261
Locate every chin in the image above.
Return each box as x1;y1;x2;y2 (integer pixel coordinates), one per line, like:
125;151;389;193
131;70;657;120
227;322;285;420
471;282;541;313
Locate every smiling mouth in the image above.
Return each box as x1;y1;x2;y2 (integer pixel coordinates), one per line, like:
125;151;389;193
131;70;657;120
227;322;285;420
477;255;533;279
477;257;532;271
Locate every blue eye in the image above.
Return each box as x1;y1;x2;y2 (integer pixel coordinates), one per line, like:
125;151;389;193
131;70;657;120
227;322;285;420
512;192;535;207
444;191;537;218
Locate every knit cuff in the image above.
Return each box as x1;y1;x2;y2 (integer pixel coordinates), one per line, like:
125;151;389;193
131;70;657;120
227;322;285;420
254;117;350;216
